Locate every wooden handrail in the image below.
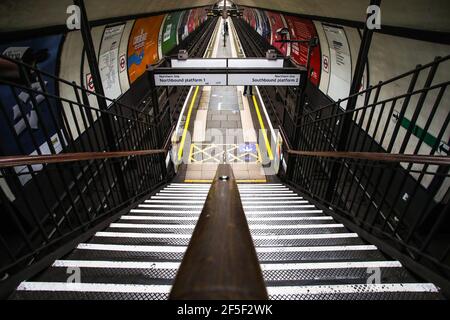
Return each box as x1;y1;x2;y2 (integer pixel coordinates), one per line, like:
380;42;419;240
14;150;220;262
0;149;166;168
287;150;450;165
169;164;268;300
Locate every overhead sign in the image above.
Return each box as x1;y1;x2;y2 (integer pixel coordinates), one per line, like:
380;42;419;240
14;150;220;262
172;58;227;68
227;58;284;68
228;73;300;86
155;74;227;86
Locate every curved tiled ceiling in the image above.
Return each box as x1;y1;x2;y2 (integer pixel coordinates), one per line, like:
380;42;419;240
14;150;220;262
0;0;449;32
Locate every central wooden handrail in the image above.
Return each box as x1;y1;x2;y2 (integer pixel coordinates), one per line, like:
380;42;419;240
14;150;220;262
0;149;166;168
287;150;450;165
169;164;268;300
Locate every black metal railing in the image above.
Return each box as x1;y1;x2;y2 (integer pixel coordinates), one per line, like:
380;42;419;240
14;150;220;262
0;16;217;296
280;55;450;293
0;55;175;288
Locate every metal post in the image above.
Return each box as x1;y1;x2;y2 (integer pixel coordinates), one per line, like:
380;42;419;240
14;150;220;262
291;38;317;149
74;0;106;105
325;0;381;201
74;0;129;199
148;66;167;178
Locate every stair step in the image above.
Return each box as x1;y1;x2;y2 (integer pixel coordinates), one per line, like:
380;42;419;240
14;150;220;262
12;182;440;300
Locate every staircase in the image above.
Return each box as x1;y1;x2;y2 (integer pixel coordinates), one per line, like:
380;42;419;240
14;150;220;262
11;183;441;300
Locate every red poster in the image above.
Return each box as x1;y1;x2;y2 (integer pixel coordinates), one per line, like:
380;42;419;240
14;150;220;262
187;9;196;33
249;9;257;29
284;15;321;86
266;11;289;56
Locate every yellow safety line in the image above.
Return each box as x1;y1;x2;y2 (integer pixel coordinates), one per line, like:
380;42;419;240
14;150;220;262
238;179;267;183
252;95;274;160
178;86;200;161
184;179;267;183
184;179;213;183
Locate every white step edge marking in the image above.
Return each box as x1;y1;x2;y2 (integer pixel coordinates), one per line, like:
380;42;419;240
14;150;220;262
252;233;359;239
237;186;289;188
121;216;199;221
260;261;402;270
151;196;207;200
16;282;172;293
17;282;437;294
94;232;358;240
241;197;303;200
238;190;293;193
244;210;323;214
122;216;332;221
267;283;439;295
246;216;332;221
248;224;344;229
144;200;206;204
108;223;343;229
52;260;181;269
129;209;201;214
156;193;209;197
243;205;316;209
75;243;376;253
241;201;309;204
95;232;192;239
160;190;210;193
109;223;195;229
138;205;203;209
159;191;209;194
256;245;377;252
50;260;402;270
76;243;187;252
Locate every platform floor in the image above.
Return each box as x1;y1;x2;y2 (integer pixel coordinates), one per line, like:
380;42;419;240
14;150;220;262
183;18;265;182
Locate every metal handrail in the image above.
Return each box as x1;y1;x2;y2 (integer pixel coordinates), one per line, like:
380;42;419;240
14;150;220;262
170;164;268;299
0;149;167;168
286;150;450;166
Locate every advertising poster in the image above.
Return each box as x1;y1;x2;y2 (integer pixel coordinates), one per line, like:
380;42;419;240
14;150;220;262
322;24;352;109
99;24;124;102
187;9;197;34
178;10;190;42
285;16;322;87
0;35;65;184
127;15;165;84
248;9;257;30
266;11;289;56
161;11;183;56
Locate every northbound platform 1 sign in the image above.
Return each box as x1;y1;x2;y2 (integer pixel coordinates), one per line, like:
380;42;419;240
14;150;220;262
155;74;227;86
